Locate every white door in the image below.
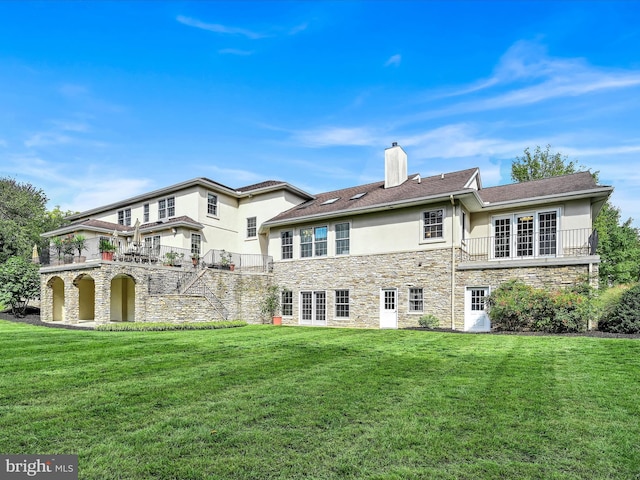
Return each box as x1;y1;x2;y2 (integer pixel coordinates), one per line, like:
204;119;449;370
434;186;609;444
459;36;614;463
464;287;490;332
380;288;398;329
300;291;326;326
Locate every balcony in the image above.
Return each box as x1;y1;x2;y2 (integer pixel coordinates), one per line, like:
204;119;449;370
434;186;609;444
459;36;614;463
42;237;273;273
459;228;598;266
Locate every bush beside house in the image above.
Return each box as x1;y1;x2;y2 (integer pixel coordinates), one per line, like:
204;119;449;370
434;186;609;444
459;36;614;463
597;284;640;334
487;279;591;333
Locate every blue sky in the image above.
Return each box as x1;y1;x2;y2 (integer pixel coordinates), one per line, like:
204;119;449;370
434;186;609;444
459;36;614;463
1;1;639;225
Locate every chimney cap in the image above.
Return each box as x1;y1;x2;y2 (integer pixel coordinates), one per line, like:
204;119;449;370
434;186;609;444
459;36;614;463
391;142;398;147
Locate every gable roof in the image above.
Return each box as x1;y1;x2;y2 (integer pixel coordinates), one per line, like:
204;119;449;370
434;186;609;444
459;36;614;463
42;216;203;238
264;168;479;225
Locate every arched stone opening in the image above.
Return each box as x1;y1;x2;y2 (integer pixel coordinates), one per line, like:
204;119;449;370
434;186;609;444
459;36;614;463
47;276;65;322
74;274;95;321
110;274;136;322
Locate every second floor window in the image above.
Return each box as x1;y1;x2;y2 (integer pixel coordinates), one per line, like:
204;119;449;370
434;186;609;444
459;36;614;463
158;197;175;219
118;208;131;226
423;209;443;239
208;193;218;216
143;203;149;223
335;223;350;255
247;217;257;238
281;230;293;260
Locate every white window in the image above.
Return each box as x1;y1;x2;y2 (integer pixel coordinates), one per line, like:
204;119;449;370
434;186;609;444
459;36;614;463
167;197;175;217
300;226;328;258
409;288;424;312
208;193;218;216
314;226;327;256
423;209;444;239
335;290;349;318
191;233;201;256
143;203;150;223
158;197;175;219
118;208;131;226
335;223;350;255
281;230;293;260
158;199;166;219
282;290;293;317
492;210;559;259
300;227;313;258
247;217;257;238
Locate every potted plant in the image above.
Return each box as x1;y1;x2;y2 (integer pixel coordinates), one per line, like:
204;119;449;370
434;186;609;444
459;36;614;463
62;235;75;264
51;237;64;265
99;238;116;261
164;251;184;267
220;250;232;270
72;234;87;263
261;285;282;325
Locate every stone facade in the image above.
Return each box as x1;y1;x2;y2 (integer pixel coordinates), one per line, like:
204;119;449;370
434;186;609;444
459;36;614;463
39;261;273;325
38;252;599;329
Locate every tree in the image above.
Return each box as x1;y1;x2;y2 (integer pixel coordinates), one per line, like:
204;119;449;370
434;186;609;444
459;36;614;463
511;144;591;182
594;202;640;286
0;177;48;263
0;256;40;317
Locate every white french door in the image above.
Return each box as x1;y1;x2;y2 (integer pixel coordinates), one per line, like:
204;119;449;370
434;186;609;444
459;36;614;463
300;291;326;326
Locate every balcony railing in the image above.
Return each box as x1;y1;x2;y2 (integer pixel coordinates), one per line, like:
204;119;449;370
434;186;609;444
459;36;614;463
460;228;598;263
43;237;273;273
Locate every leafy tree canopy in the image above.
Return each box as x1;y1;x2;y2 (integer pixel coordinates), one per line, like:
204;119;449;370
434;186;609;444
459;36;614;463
0;256;40;317
511;144;594;182
594;202;640;286
0;177;48;263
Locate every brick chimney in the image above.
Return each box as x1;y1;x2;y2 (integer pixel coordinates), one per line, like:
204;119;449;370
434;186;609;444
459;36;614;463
384;142;408;189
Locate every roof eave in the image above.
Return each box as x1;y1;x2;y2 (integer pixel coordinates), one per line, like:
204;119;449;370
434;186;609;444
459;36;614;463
261;189;477;229
477;186;613;212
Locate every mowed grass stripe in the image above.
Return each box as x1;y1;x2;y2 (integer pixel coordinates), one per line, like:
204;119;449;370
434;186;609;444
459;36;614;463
1;321;639;479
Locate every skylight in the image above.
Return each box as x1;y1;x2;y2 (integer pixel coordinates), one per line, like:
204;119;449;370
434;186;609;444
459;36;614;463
350;192;367;200
321;197;340;205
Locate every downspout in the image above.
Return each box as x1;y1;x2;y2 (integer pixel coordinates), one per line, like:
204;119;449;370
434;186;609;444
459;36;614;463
450;195;456;330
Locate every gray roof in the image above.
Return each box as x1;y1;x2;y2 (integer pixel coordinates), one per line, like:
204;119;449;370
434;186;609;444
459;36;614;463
266;168;479;224
478;171;604;204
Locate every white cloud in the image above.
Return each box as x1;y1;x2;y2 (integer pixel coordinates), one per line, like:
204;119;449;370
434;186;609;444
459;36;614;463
218;48;254;56
384;54;402;67
289;23;308;35
24;132;74;148
176;15;268;40
292;126;379;147
424;41;640;118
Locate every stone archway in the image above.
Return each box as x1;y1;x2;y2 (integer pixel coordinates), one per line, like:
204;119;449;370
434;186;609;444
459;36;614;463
110;274;136;322
47;276;65;322
74;274;95;321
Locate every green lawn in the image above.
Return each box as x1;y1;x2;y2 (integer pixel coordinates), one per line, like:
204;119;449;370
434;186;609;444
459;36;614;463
1;321;639;479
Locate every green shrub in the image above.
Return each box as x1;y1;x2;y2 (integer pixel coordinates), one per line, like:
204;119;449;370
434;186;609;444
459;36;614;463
95;320;247;331
598;284;640;333
594;284;632;329
487;279;589;333
418;314;440;329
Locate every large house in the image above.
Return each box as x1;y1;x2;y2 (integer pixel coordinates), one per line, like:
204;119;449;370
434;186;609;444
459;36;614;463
39;143;612;331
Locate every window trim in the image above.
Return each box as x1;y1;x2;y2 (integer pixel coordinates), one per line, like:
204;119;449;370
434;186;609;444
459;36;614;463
335;222;350;256
421;208;445;244
207;193;218;217
282;290;293;317
491;208;560;260
335;289;350;319
191;233;202;256
246;216;257;239
408;287;424;314
281;230;293;260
